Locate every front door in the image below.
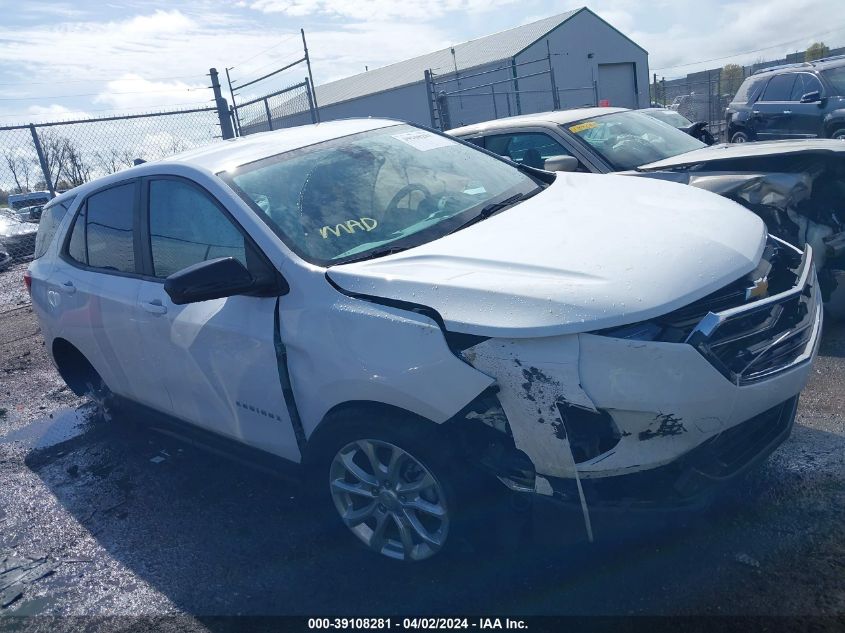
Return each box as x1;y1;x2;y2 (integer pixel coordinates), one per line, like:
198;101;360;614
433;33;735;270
134;176;299;461
788;73;826;138
753;73;797;139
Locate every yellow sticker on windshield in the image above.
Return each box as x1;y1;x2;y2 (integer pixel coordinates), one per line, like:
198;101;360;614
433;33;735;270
568;121;598;133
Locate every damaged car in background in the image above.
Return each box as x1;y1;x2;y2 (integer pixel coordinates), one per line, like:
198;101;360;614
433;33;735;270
449;107;845;314
29;120;821;562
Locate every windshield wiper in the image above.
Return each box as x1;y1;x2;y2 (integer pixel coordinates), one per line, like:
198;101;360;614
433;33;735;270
447;189;541;234
345;245;410;263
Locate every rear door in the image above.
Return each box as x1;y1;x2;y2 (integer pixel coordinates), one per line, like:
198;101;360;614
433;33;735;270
788;73;826;138
53;181;151;402
753;73;797;139
134;176;299;460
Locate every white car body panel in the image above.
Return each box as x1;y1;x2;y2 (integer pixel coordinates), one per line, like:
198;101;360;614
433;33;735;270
27;118;822;541
329;172;766;337
638;138;845;171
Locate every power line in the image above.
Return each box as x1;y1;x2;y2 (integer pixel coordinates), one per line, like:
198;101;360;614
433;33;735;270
0;73;208;87
0;87;210;102
229;33;298;70
652;24;845;71
0;101;213;122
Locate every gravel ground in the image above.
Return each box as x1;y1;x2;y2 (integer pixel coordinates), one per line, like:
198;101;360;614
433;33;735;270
0;262;843;628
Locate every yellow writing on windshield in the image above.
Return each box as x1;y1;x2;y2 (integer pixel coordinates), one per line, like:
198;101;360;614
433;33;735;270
568;121;598;134
320;217;378;239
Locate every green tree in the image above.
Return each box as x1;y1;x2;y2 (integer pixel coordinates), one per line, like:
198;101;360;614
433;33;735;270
720;63;745;96
805;42;830;61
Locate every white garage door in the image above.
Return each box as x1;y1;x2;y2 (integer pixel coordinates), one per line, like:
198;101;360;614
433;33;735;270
597;63;637;109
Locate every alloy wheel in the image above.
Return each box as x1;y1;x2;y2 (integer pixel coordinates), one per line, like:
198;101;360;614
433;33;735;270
329;439;449;561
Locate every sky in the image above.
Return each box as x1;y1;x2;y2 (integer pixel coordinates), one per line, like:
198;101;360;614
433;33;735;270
0;0;842;124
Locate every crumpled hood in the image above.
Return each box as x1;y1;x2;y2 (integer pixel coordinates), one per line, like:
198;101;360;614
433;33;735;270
328;173;766;338
638;138;845;171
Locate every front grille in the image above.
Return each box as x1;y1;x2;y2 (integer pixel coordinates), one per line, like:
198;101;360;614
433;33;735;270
686;237;820;385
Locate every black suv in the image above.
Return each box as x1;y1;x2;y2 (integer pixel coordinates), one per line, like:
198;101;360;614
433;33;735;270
725;55;845;142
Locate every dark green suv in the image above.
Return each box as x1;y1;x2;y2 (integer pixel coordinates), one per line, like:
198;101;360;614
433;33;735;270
725;55;845;142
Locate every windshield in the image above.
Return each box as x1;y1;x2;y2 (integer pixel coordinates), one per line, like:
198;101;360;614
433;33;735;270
643;109;692;128
223;124;540;265
822;66;845;95
564;111;706;171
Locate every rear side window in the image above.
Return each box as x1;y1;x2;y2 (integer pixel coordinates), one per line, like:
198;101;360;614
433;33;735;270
732;77;766;104
33;197;75;259
761;74;797;101
147;179;247;278
66;183;136;274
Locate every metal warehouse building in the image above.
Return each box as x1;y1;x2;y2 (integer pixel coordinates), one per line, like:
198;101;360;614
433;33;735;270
247;7;648;132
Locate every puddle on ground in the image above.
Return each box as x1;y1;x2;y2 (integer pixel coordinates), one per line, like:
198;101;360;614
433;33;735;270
0;408;91;449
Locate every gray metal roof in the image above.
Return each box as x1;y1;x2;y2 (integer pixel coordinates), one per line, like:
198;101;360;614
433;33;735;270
313;8;583;108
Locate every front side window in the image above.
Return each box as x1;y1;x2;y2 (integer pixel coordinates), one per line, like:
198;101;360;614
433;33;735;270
148;179;247;279
564;111;705;171
34;196;75;259
790;74;823;100
484;133;573;168
821;66;845;95
761;74;797;101
223;124;539;265
67;183;136;274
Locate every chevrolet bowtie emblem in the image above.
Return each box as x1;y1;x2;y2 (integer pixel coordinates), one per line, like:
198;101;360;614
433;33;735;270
746;276;769;300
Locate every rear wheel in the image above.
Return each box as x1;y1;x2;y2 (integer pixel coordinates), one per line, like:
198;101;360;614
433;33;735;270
309;409;473;562
730;129;750;143
830;127;845;140
83;375;120;424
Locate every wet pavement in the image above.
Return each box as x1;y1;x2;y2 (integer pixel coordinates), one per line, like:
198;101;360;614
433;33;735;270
0;265;843;625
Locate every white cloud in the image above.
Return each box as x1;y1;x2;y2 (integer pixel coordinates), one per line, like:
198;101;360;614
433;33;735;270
242;0;521;20
26;104;93;120
92;75;210;110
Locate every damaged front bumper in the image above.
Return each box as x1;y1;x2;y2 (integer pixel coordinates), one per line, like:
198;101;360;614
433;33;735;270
460;239;821;539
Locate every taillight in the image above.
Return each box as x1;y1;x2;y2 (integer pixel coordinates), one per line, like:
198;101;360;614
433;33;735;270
23;270;32;295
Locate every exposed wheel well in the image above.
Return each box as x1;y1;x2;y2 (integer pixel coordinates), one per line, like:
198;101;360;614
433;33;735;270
302;401;443;467
51;338;102;396
826;120;845;137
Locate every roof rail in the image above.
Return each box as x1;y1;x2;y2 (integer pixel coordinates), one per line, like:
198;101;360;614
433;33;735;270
751;61;811;75
811;54;845;64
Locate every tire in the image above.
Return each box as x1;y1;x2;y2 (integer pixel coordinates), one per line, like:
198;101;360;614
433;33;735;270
307;408;478;562
83;374;121;424
830;128;845;140
730;129;750;143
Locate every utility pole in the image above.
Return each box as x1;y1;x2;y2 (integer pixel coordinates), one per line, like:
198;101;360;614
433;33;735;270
209;68;235;139
301;29;320;121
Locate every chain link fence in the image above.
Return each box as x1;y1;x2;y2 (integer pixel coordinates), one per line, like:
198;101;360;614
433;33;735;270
0;105;226;339
650;44;845;142
0;107;223;267
234;79;317;135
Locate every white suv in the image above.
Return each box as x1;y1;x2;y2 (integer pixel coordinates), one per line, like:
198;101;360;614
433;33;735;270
27;119;821;561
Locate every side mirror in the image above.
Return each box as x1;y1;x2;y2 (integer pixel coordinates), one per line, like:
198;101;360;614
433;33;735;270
164;257;280;305
800;90;821;103
543;155;580;172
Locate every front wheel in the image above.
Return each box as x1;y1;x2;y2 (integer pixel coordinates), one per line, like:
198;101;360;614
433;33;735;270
310;411;470;562
830;128;845;140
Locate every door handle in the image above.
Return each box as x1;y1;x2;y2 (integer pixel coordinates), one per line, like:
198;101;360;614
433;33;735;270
60;280;76;295
783;110;792;114
140;299;167;315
